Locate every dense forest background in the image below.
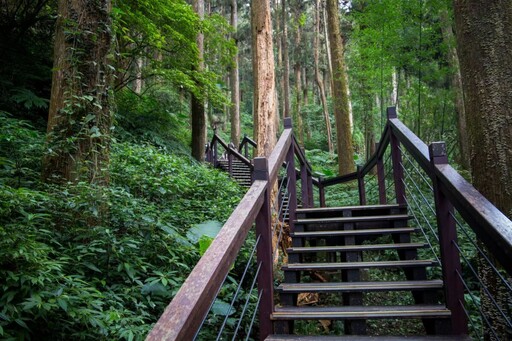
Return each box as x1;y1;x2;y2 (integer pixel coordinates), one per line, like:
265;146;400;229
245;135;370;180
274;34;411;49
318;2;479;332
1;0;510;339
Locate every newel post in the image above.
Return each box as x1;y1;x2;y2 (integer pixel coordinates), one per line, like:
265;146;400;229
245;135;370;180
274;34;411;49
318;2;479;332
376;142;387;204
319;176;326;207
357;165;366;205
285;117;297;231
300;147;309;208
429;142;467;335
213;138;218;168
387;107;406;205
253;157;274;340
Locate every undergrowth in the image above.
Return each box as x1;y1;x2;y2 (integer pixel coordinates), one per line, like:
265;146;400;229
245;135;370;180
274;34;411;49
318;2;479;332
0;112;244;340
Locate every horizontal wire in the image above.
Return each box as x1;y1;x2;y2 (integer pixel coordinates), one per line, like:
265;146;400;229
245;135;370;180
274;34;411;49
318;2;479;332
232;262;262;341
399;147;434;191
244;289;264;341
216;235;261;341
401;161;436;216
403;195;440;263
456;269;501;340
450;211;512;293
458;297;482;340
453;241;512;328
403;178;440;242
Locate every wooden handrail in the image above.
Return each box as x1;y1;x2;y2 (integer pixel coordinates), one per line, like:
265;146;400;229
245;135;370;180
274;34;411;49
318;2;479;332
148;121;297;341
210;134;253;168
146;181;267;340
239;135;257;150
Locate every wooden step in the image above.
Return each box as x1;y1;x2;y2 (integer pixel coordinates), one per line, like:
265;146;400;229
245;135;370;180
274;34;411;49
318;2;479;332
271;305;451;320
291;227;418;238
295;214;411;225
287;243;427;254
277;280;443;293
266;335;471;341
282;260;438;271
297;204;405;213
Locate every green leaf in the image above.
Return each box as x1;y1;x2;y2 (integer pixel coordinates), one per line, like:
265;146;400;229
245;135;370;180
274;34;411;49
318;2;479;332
186;220;222;244
57;298;68;312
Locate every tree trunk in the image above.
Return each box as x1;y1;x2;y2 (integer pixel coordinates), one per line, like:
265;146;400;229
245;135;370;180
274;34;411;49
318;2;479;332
252;0;277;157
294;16;304;145
230;0;240;146
326;0;355;175
454;1;512;339
43;0;113;185
440;8;469;170
191;0;206;161
282;0;291;119
322;3;334;97
314;0;333;154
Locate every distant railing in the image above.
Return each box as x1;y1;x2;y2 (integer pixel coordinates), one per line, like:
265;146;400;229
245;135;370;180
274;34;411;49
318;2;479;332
205;134;253;174
239;134;257;160
316;107;512;339
147;118;314;340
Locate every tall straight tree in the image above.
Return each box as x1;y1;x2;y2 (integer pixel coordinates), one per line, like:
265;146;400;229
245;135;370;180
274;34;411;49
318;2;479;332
314;0;333;154
252;0;277;156
191;0;206;161
230;0;240;146
326;0;355;174
454;1;512;339
281;0;291;119
43;0;113;184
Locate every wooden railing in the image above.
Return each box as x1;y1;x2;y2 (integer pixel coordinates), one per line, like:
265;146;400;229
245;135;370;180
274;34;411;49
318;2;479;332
147;118;314;340
205;134;253;173
316;107;512;337
147;107;512;340
239;134;257;159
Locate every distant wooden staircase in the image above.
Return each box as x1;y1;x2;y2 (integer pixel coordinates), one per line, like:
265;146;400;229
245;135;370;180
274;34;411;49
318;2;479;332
268;204;469;339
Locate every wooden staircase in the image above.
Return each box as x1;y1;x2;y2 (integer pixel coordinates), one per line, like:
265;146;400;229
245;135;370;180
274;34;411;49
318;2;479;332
268;204;467;340
217;159;253;187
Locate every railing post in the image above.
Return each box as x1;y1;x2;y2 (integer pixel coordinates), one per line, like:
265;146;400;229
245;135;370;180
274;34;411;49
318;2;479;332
228;143;233;175
244;134;249;158
253;157;274;340
429;142;467;335
307;170;314;208
376;142;387;205
387;107;406;205
300;147;309;208
357;165;366;205
213;138;218;168
319;177;326;207
285;118;297;231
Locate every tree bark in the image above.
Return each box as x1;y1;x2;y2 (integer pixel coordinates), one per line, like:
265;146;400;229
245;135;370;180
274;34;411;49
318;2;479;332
43;0;113;185
326;0;355;175
252;0;277;157
191;0;206;161
454;1;512;339
314;0;333;154
230;0;240;146
293;11;304;145
440;8;469;170
282;0;291;119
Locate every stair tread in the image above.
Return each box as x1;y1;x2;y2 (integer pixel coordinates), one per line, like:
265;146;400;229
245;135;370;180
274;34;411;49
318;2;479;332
296;204;405;213
277;280;444;293
295;214;411;224
283;260;438;271
287;243;427;253
266;335;471;341
292;227;418;237
272;305;451;320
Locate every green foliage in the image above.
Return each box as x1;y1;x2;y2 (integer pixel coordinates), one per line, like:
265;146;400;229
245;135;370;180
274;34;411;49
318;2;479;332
115;87;190;153
113;0;235;109
0;115;244;339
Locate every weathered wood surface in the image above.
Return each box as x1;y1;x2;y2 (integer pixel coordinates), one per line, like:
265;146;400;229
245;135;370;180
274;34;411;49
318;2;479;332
146;181;266;341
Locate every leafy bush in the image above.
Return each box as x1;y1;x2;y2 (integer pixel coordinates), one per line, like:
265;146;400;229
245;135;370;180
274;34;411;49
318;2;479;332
0;115;244;340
